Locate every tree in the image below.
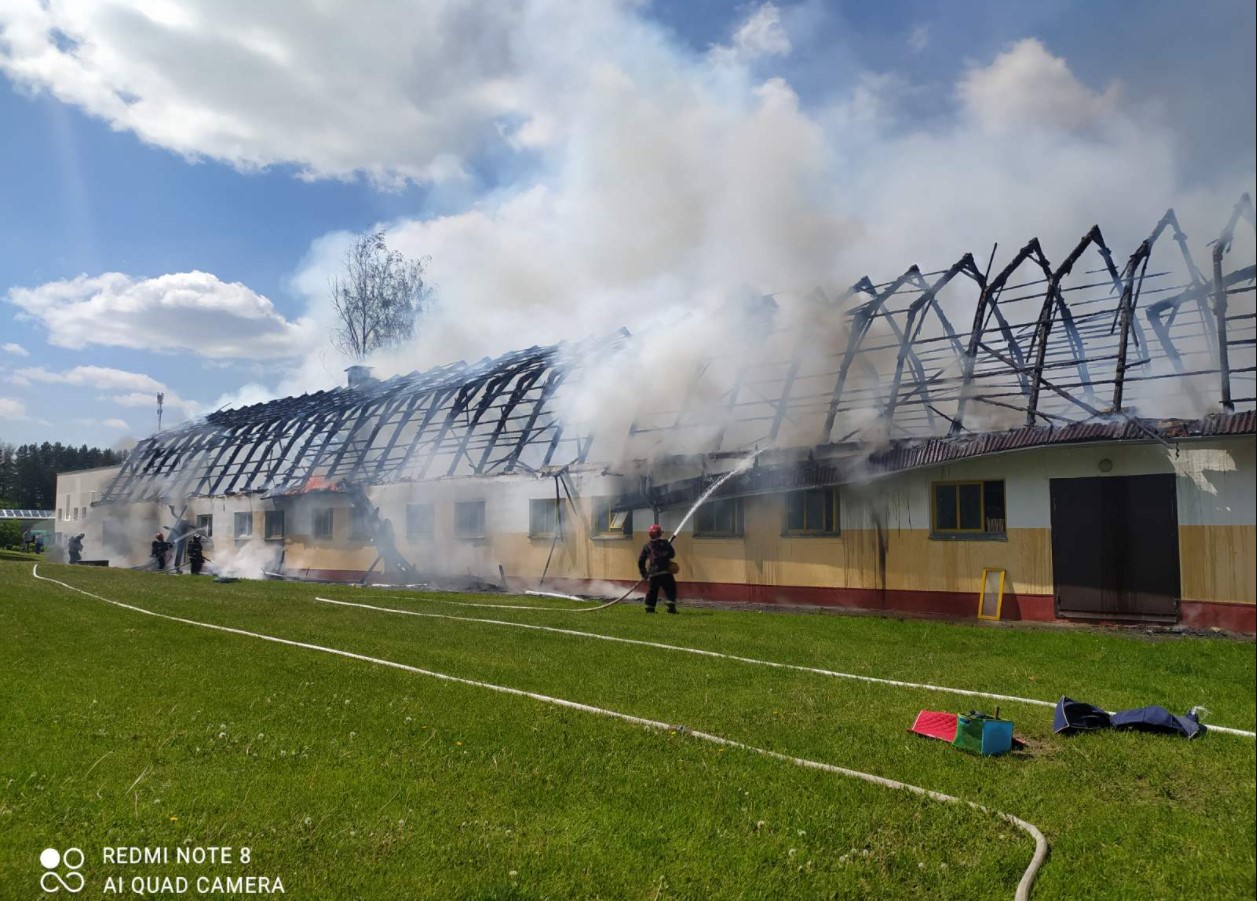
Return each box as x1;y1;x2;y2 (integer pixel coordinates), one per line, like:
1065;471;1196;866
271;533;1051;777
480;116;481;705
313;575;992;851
0;441;124;509
330;231;432;360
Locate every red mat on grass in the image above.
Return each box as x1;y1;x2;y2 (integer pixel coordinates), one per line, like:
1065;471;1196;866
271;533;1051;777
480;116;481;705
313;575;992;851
910;710;958;742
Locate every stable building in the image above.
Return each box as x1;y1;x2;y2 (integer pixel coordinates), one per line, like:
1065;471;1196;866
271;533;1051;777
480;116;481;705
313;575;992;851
68;197;1257;631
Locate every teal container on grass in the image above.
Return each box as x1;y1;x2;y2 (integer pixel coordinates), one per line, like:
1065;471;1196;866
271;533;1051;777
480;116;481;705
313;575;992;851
953;713;1014;756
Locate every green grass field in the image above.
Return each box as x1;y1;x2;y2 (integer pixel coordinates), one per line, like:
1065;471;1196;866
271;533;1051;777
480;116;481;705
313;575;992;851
2;560;1254;899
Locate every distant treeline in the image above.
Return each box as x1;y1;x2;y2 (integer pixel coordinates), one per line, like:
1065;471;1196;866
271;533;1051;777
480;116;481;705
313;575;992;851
0;442;127;509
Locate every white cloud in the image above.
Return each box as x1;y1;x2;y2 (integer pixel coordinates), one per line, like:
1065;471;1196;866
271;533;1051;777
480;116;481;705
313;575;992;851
5;2;1246;421
0;0;552;185
15;364;164;392
710;4;792;66
1;342;30;356
283;32;1249;391
107;391;196;416
959;38;1119;134
13;365;197;414
0;397;30;420
73;416;131;430
907;25;930;53
6;271;315;359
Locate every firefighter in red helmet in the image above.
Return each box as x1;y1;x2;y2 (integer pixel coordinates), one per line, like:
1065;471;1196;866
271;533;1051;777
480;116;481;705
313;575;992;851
637;523;678;614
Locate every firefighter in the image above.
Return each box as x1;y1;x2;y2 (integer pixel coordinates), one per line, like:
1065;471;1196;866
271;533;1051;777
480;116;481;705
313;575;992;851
637;523;678;614
187;533;205;575
151;532;171;571
67;533;84;564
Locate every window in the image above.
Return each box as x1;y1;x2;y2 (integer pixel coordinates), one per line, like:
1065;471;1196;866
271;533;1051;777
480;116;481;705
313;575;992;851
312;508;334;539
264;511;285;540
195;514;213;537
932;480;1006;537
56;508;62;521
591;498;632;537
234;512;253;537
694;498;742;537
349;508;373;541
454;501;486;539
406;503;434;539
529;498;564;538
784;487;839;535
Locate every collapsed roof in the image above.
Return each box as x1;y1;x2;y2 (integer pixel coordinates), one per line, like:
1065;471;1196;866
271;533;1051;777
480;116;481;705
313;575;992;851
100;196;1256;505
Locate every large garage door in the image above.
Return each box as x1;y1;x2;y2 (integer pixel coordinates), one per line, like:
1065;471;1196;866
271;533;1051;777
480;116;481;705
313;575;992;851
1049;475;1180;622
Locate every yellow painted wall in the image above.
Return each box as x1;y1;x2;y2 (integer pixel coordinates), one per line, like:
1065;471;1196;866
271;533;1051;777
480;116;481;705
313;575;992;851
651;528;1053;595
271;505;1255;607
283;540;378;572
159;452;1255;609
476;492;1057;598
1179;525;1256;604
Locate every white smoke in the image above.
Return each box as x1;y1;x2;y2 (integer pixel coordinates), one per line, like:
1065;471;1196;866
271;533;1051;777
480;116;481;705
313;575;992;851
279;25;1249;463
17;4;1250;460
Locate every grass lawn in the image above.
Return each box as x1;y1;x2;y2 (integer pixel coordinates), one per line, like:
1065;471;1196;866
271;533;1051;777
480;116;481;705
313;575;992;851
2;560;1254;899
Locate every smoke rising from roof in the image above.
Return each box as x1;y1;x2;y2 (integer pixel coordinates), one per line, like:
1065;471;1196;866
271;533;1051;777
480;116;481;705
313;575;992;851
30;3;1244;443
311;27;1252;417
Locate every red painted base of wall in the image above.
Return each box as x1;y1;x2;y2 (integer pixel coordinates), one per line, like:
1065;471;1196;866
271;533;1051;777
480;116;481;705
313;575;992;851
542;578;1058;624
261;569;1254;633
1179;600;1257;633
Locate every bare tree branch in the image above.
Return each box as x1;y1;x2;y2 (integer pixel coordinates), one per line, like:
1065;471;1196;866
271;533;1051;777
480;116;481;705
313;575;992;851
331;231;433;360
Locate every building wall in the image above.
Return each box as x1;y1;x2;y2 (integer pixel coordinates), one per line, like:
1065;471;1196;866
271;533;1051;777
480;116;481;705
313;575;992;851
505;437;1254;627
90;436;1256;629
53;465;122;559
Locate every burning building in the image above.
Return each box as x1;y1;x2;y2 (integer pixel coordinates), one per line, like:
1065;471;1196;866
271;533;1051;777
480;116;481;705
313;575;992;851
66;197;1256;631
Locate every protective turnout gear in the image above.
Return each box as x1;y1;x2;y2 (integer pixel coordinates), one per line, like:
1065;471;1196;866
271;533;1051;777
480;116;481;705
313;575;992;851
638;536;678;613
187;535;205;575
151;533;171;571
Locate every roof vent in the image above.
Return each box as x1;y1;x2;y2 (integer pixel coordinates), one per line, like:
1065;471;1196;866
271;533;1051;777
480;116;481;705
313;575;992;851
345;365;375;389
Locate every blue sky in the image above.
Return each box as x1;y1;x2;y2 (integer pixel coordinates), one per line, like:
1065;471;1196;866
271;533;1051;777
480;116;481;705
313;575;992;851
1;0;1253;449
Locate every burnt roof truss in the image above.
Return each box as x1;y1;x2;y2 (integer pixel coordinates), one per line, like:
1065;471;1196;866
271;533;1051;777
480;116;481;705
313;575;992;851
101;198;1256;505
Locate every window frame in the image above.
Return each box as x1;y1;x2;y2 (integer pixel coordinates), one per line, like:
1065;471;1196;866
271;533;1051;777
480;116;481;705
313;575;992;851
590;498;632;539
312;507;334;540
195;514;213;538
782;487;841;536
234;511;254;538
453;500;487;540
348;508;372;541
693;497;743;538
405;503;434;540
528;497;564;539
930;479;1006;539
263;510;285;541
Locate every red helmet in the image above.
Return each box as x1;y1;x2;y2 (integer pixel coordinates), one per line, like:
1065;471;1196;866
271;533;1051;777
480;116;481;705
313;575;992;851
648;524;663;538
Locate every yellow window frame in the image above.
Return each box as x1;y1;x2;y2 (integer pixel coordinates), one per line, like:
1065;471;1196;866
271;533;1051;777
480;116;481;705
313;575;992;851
977;568;1006;620
932;480;986;533
694;497;743;537
591;498;629;536
783;487;840;535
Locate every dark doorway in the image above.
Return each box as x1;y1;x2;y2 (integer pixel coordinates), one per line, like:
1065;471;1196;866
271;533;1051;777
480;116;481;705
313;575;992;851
1049;475;1181;622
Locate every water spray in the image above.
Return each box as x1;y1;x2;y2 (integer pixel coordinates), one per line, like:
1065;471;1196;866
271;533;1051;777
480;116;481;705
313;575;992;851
604;447;768;606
